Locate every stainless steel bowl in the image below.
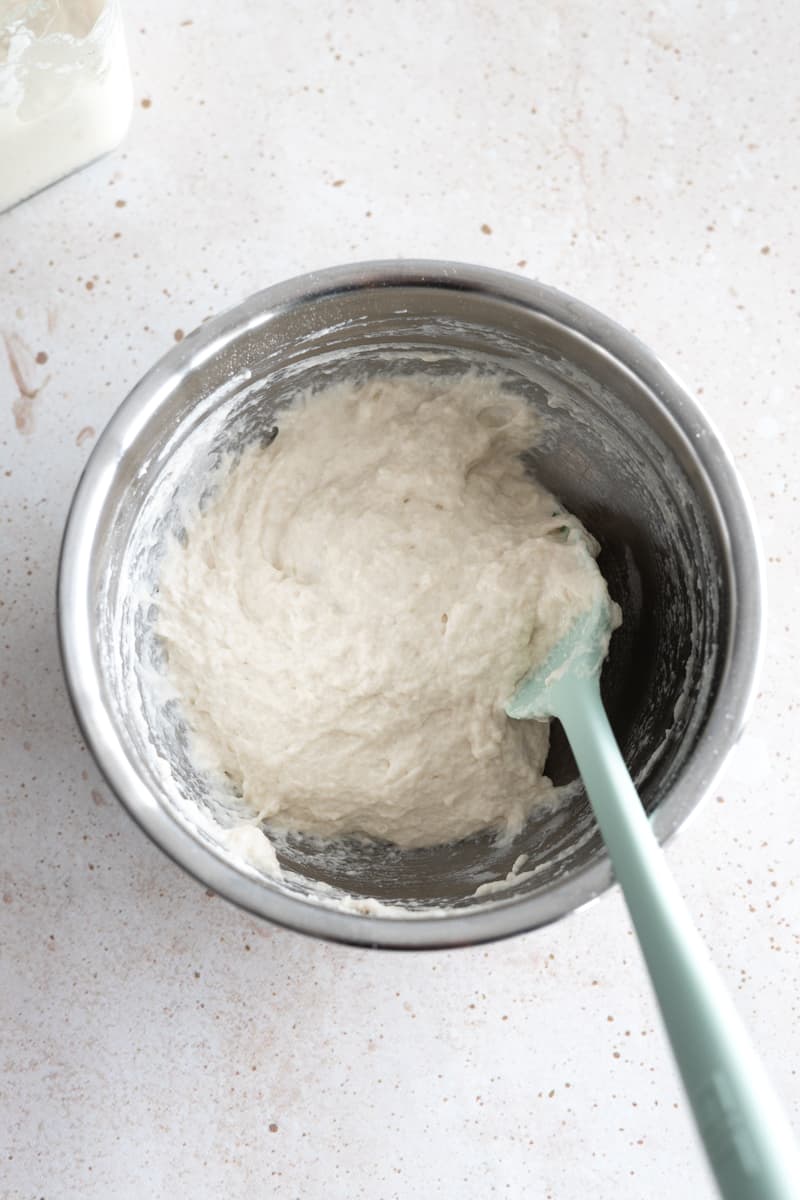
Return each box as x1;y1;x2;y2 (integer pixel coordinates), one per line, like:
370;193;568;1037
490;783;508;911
58;260;764;949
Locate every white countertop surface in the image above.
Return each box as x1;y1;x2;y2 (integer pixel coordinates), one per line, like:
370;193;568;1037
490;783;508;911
3;2;799;1196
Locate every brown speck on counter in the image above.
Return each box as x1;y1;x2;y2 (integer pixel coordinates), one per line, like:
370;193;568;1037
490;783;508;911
141;98;152;109
760;245;771;255
481;223;492;235
180;18;193;25
35;351;48;364
174;329;185;342
76;425;96;447
91;789;107;806
4;331;48;436
269;1123;279;1133
517;259;527;267
332;179;346;187
115;199;127;208
85;281;94;291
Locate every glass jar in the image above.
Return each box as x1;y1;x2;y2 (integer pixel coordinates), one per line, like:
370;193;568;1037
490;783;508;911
0;0;133;211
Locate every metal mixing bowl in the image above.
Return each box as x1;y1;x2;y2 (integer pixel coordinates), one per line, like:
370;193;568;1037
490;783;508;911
58;260;764;949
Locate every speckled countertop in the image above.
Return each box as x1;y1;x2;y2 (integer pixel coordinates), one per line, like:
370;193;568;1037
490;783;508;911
2;2;799;1197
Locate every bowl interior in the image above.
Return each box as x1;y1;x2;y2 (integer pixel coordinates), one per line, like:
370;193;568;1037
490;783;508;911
90;282;725;914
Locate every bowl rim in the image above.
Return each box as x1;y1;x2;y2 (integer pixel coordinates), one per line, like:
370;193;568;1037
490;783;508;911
57;258;765;950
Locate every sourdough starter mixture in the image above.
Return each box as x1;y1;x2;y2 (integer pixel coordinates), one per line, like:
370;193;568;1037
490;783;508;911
157;372;616;850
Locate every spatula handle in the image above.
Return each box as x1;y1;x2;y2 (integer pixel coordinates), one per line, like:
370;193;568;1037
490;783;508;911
557;675;800;1200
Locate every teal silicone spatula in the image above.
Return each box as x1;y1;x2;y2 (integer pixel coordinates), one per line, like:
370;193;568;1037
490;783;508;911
506;598;800;1200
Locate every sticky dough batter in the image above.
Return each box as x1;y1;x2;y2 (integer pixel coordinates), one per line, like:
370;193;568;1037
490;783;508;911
157;372;615;849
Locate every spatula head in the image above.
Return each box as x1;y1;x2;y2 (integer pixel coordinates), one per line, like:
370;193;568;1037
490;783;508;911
505;597;615;721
